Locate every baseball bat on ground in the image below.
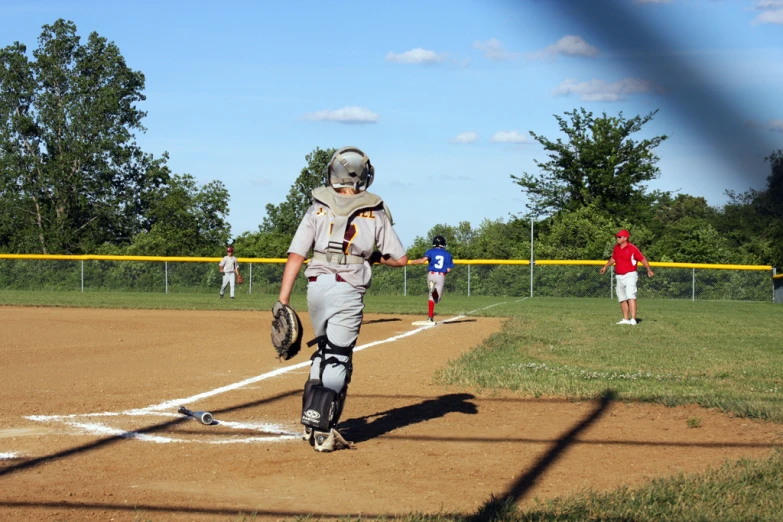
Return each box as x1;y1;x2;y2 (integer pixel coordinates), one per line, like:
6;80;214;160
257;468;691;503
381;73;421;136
177;405;214;425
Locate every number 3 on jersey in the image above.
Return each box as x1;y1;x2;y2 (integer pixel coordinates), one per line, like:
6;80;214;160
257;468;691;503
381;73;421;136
433;255;445;269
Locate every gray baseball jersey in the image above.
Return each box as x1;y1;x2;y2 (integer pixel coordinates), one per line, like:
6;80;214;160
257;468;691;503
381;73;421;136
219;256;239;273
288;202;405;291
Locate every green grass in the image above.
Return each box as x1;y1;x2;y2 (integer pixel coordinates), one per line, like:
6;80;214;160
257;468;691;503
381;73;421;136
4;291;783;521
435;297;783;423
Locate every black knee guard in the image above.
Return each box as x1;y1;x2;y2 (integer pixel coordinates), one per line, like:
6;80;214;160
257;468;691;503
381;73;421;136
301;337;355;430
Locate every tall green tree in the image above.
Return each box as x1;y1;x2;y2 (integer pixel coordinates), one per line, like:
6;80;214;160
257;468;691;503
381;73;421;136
116;174;231;257
234;147;336;258
717;150;783;267
512;108;668;219
261;147;335;235
0;19;168;253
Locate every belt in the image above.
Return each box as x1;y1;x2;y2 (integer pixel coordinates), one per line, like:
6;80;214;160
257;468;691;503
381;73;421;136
429;271;445;275
308;274;347;283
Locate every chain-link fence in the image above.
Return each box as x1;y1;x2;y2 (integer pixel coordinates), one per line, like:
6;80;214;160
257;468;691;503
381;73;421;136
0;257;774;302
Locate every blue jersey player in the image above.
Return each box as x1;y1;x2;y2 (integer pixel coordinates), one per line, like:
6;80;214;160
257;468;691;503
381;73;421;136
410;235;454;322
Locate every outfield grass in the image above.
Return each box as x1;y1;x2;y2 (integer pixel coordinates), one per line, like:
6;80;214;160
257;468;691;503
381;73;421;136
4;291;783;521
436;297;783;423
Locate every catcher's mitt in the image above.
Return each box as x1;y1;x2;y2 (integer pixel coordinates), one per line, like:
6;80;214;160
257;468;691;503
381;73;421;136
236;273;244;285
271;301;303;361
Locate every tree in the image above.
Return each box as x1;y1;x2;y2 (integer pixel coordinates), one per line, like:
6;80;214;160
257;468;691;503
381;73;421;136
122;174;231;257
512;108;668;219
718;150;783;267
0;19;168;253
261;147;336;235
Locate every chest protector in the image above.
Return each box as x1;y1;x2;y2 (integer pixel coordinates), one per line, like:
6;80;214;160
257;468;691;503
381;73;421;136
310;186;394;265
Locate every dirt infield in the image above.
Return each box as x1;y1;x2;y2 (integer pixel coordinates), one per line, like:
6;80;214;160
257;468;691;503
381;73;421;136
1;306;781;521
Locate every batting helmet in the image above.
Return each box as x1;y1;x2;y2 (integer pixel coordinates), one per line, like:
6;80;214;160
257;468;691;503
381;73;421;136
227;246;234;253
432;235;446;248
325;146;374;192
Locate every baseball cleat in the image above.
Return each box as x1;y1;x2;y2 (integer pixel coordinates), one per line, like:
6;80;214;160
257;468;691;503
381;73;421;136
427;316;434;323
616;319;631;325
629;318;637;325
303;426;315;446
313;429;352;453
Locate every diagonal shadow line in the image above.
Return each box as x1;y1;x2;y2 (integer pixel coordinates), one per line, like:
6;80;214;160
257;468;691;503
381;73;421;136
0;390;301;478
0;501;393;519
497;391;615;507
0;418;188;479
528;0;775;187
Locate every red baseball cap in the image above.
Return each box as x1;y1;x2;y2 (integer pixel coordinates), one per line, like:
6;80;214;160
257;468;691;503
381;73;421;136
615;230;630;238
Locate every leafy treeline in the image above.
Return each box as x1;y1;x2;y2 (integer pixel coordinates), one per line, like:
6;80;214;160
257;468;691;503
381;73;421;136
0;20;230;256
2;21;780;269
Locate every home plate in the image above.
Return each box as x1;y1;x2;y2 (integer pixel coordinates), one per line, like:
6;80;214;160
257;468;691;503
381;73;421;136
411;320;436;326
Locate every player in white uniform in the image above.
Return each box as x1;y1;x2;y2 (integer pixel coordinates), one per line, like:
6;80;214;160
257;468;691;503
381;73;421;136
219;246;240;299
278;147;408;452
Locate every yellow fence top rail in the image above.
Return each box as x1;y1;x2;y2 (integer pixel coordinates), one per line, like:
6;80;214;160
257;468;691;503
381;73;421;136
0;254;287;263
0;254;773;271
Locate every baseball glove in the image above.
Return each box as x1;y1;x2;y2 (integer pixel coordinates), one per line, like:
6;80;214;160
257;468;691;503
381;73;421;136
271;301;303;361
236;273;244;285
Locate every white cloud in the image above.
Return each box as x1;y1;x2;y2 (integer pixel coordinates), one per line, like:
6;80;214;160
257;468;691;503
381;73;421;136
450;131;478;144
302;106;379;124
747;119;783;132
527;35;599;60
491;130;528;144
754;9;783;23
473;38;519;61
385;48;446;64
439;173;473;181
553;78;659;101
752;0;783;24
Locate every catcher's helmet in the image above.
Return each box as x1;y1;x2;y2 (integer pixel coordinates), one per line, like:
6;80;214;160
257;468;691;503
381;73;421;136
432;235;446;248
325;146;374;192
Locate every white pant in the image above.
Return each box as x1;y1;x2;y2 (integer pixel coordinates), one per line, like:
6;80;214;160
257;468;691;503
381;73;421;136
221;272;236;297
615;271;638;302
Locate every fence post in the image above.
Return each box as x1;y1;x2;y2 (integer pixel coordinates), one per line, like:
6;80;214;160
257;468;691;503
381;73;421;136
404;265;407;296
81;260;84;293
530;218;534;298
610;266;614;299
165;261;168;294
774;268;777;303
468;264;471;297
692;268;695;301
249;263;252;295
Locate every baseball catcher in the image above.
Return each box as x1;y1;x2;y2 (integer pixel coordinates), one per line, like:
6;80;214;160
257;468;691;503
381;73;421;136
271;301;303;361
276;146;409;452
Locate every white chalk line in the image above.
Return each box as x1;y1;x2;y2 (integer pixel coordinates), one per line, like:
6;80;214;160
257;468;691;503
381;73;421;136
1;452;21;460
22;297;524;446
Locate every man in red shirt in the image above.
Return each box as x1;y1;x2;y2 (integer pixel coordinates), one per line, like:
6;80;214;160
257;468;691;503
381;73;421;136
600;229;654;325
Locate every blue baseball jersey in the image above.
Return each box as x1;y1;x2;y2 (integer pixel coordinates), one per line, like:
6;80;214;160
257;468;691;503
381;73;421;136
424;248;454;273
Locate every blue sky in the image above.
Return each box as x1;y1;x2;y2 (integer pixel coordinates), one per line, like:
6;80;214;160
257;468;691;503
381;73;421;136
2;0;781;248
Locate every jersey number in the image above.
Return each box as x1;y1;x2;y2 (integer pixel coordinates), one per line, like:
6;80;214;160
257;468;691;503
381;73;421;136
434;255;445;269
